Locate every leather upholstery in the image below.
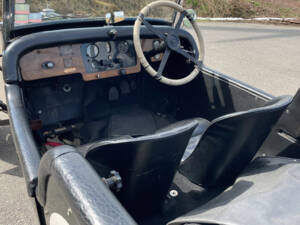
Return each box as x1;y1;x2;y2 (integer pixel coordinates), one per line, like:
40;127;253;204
78;135;133;156
169;156;300;225
80;120;198;218
156;118;211;162
36;145;137;225
179;95;293;188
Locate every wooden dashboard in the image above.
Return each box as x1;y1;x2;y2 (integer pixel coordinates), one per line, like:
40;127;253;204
19;39;160;81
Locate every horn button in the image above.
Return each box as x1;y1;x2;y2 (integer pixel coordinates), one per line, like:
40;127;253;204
166;34;180;50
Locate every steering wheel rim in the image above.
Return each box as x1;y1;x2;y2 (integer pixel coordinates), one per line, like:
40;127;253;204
133;0;205;86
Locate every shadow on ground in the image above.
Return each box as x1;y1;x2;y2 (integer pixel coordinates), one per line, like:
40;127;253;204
0;125;23;177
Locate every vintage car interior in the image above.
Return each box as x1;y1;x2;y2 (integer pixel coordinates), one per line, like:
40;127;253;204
3;1;300;225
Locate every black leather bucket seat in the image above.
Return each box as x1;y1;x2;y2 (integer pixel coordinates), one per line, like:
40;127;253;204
179;95;293;188
78;119;198;218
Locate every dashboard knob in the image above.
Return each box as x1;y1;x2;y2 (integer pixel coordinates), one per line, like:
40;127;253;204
42;61;55;69
108;29;118;39
91;61;98;69
99;59;109;67
116;55;124;67
47;62;55;68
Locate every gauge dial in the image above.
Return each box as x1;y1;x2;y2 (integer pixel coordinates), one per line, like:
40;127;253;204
118;41;129;54
106;42;111;53
153;40;160;50
86;44;99;58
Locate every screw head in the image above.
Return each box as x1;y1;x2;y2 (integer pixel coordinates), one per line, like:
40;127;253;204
169;190;178;197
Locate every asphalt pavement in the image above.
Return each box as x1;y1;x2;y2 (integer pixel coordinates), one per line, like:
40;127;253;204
199;22;300;96
0;22;299;225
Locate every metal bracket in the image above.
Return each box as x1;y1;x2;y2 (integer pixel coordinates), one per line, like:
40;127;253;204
102;170;123;192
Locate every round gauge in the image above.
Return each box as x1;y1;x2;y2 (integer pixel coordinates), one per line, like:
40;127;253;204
106;42;111;53
118;41;129;54
153;40;160;50
86;44;99;58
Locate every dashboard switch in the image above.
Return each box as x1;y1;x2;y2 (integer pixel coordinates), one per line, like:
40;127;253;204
42;61;55;69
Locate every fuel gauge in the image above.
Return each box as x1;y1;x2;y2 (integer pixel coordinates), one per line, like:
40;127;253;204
118;41;129;54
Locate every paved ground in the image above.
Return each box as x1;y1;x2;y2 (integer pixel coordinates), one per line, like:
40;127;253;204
0;126;39;225
0;22;299;225
199;22;300;96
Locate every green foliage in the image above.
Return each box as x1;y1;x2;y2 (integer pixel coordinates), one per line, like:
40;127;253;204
186;0;199;8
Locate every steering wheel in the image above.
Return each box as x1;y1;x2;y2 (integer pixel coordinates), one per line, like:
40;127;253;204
133;0;205;86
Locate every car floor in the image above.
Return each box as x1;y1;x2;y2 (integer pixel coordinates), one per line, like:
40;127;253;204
140;172;224;225
79;101;177;144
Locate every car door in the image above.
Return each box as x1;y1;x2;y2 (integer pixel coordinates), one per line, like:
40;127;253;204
259;88;300;157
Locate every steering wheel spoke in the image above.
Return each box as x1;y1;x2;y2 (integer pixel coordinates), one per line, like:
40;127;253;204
174;11;186;31
156;48;171;79
173;47;200;67
139;14;166;40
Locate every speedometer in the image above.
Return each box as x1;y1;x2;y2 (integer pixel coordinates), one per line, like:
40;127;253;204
86;44;99;58
118;41;129;54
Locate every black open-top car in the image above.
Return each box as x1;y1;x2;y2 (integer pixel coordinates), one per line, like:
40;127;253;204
1;0;300;224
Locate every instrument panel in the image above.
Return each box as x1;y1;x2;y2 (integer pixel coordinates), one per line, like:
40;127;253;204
19;39;162;81
81;40;136;74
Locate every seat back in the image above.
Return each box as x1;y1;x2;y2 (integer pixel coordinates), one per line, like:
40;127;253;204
180;96;293;188
85;120;198;219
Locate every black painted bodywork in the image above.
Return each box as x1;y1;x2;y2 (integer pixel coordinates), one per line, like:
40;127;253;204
37;145;137;225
